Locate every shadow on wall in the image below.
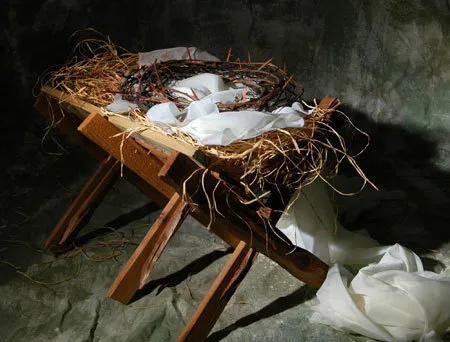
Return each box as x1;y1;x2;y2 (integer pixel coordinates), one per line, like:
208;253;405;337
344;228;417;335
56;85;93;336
333;105;450;253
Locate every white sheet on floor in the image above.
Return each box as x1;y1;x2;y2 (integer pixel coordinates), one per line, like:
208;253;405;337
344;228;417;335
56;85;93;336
275;181;450;341
276;181;385;266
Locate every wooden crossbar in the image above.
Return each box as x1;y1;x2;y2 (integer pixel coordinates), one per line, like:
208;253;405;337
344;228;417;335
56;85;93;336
77;112;175;202
159;152;328;288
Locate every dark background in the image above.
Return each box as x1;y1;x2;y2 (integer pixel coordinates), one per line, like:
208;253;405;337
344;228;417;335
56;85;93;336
0;1;449;340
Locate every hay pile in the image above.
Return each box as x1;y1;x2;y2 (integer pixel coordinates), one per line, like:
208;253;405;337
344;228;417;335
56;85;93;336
46;39;138;107
45;40;373;199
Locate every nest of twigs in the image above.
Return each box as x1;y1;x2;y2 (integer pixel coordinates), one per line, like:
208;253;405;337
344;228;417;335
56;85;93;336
120;58;302;112
45;40;373;198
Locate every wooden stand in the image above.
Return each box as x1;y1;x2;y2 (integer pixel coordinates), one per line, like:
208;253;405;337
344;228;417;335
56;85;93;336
107;193;190;304
34;90;334;340
178;241;257;342
45;156;120;250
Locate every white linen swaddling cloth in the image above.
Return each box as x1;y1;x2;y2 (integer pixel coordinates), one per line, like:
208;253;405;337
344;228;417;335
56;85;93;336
275;181;450;341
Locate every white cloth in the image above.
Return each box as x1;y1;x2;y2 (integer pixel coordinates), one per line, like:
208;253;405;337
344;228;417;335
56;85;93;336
105;94;138;112
311;248;450;341
276;180;384;266
275;181;450;341
182;109;305;145
143;72;311;145
138;47;219;67
106;48;312;146
172;73;227;94
145;98;308;145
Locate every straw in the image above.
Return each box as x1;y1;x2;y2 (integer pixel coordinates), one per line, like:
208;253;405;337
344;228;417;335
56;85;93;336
43;39;374;203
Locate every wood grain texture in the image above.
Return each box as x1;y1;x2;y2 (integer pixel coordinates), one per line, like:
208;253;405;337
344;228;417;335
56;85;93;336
159;152;329;288
45;156;120;250
107;114;203;160
78;112;175;201
41;87;203;159
107;193;190;304
41;86;100;119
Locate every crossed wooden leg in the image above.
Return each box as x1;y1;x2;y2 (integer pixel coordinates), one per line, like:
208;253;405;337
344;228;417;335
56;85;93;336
178;241;257;341
45;156;120;251
107;193;190;304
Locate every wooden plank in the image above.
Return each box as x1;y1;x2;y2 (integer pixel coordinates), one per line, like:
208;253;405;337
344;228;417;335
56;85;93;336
122;169;169;208
107;114;205;161
159;153;329;288
78;112;175;201
35;91;171;208
41;87;203;160
134;139;169;163
318;95;339;111
107;193;190;304
41;87;336;165
178;241;257;342
158;152;242;249
34;92;106;161
41;86;100;119
45;156;120;251
188;205;242;250
159;152;271;246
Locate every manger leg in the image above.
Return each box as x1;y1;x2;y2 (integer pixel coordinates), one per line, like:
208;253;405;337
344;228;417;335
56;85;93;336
107;193;190;304
45;155;120;252
159;152;329;288
177;241;257;342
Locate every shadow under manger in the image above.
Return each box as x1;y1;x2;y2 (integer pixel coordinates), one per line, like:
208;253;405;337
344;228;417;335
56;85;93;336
130;247;233;303
207;285;316;342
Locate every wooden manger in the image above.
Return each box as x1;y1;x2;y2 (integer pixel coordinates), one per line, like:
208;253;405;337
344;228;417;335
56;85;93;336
34;86;336;341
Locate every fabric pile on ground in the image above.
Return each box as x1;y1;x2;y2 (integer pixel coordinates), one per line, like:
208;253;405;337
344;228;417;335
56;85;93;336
276;180;450;341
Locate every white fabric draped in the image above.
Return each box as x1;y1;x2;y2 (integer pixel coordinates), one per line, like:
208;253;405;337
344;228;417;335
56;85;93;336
276;181;450;341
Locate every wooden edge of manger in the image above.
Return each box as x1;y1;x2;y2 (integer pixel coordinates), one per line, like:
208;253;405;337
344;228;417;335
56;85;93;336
40;86;339;170
40;87;205;163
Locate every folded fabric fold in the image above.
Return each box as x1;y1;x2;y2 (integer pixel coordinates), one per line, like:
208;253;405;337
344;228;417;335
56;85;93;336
311;246;450;341
142;97;308;145
181;109;305;145
105;94;138;112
